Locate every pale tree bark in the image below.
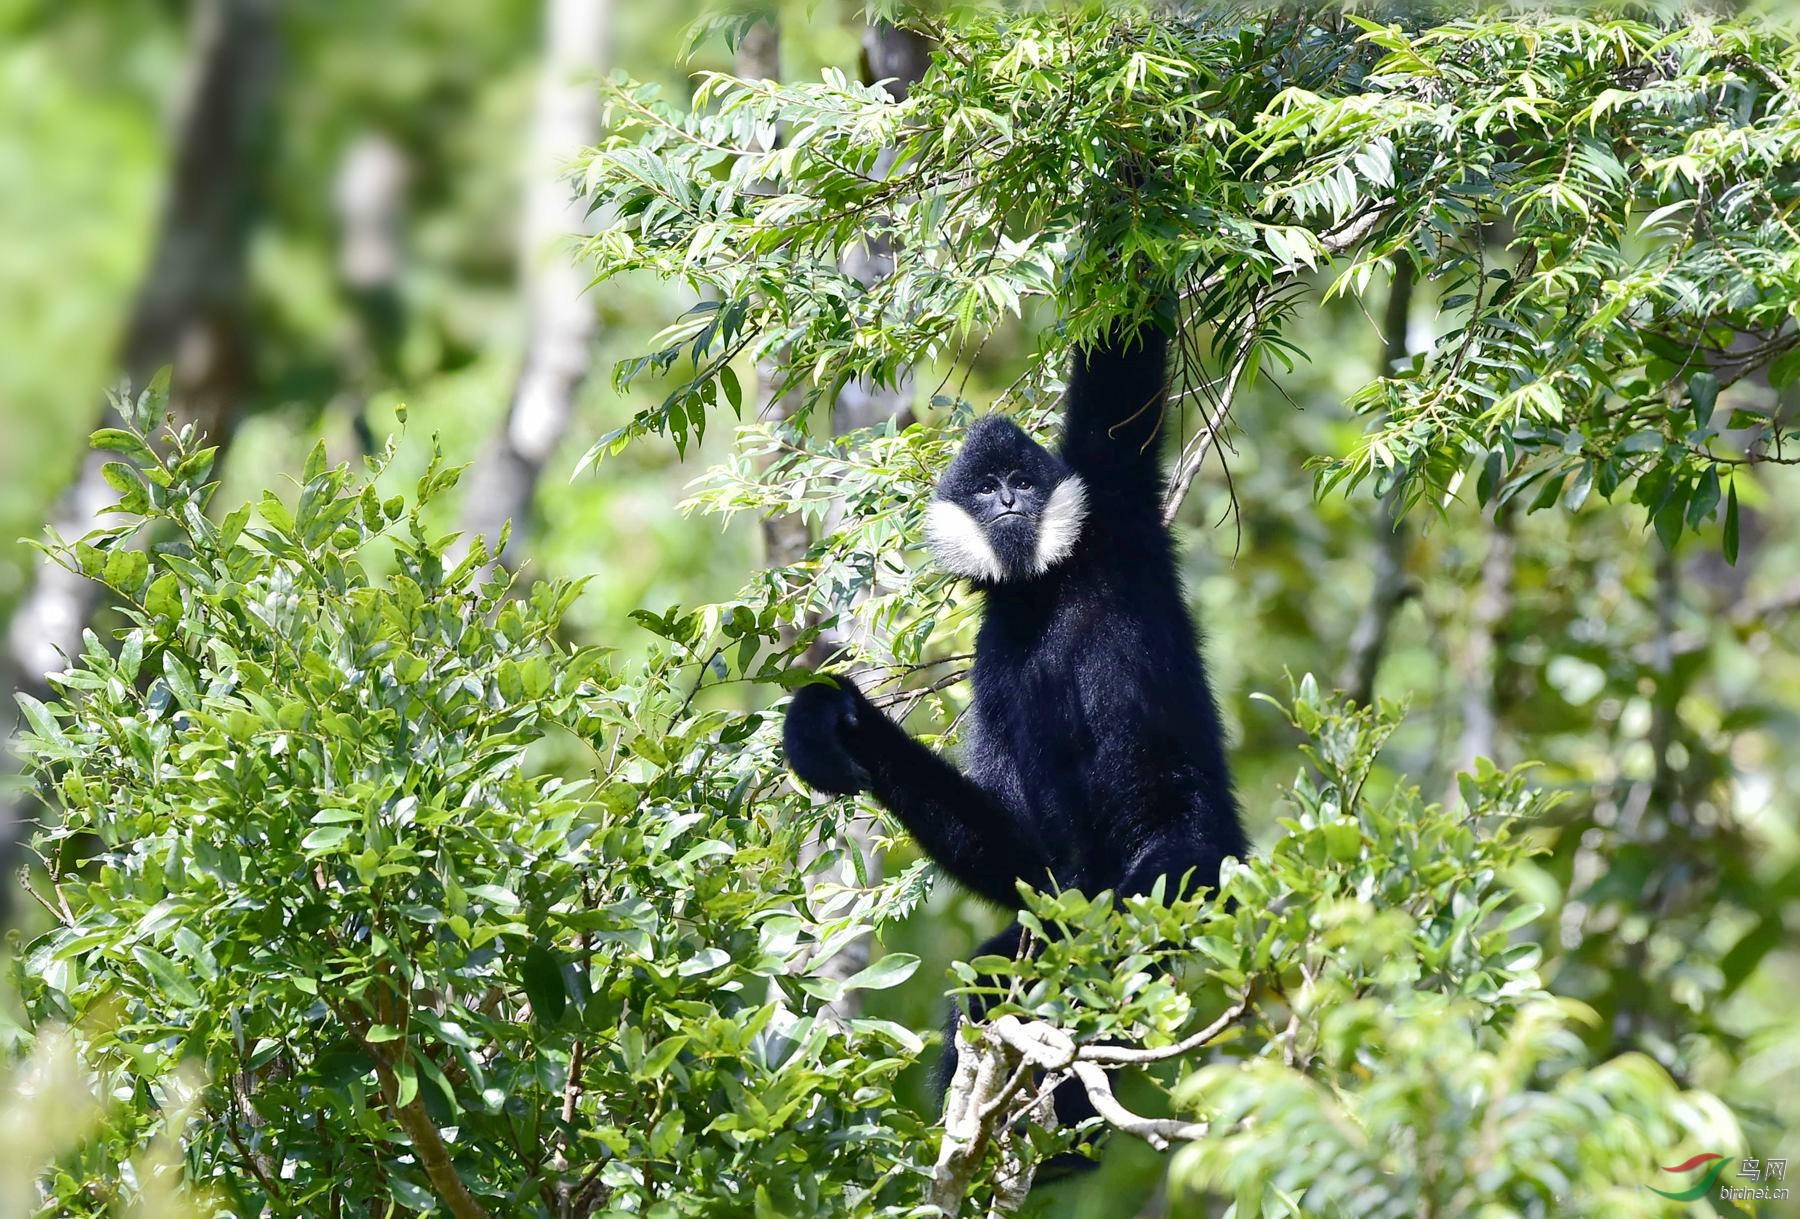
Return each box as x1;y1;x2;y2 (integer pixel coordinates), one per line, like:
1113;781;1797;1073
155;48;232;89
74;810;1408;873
735;15;781;91
813;24;934;1008
3;0;278;858
1338;261;1418;706
736;18;814;587
831;22;930;439
860;21;933;101
760;21;933;1018
331;132;409;453
736;10;877;1046
929;1005;1243;1216
1447;505;1515;796
734;17;882;1016
459;0;611;568
5;0;276;699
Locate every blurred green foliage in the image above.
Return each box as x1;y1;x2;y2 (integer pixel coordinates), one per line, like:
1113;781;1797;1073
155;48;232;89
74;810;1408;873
1;1;1797;1216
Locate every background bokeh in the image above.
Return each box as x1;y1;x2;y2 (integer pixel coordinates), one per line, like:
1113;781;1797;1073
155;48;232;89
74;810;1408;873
1;3;1796;1216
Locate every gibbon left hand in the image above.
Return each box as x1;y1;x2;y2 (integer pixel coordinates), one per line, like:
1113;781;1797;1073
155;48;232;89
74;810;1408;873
782;679;874;796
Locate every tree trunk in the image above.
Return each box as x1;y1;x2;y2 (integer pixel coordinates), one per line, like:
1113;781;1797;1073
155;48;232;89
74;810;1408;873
459;0;611;568
1448;505;1515;795
1338;263;1417;705
834;21;929;439
735;19;814;588
860;22;932;102
332;132;410;453
756;20;932;1018
3;0;278;861
6;0;275;698
808;21;934;1013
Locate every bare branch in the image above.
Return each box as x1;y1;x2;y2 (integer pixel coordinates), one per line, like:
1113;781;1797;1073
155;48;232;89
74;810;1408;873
1319;205;1391;257
1076;1001;1247;1065
1067;1062;1208;1152
1446;505;1515;800
929;1022;1022;1214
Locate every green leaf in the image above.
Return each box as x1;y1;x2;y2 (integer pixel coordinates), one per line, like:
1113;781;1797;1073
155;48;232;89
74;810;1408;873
387;1176;435;1210
1723;479;1739;564
1770;347;1800;389
1476;449;1502;506
522;942;567;1024
467;884;520;910
100;461;140;495
1322;819;1362;862
302;825;355;852
1686;467;1721;529
1563;462;1593;511
103;547;149;594
678;947;731;977
14;694;63;744
304;438;329;484
145;573;182;620
1652;483;1687;550
837;953;920;993
393;1056;419;1109
161;651;200;709
1688;371;1719;432
90;428;156;461
721;363;744;415
639;1034;690;1079
131;946;202;1008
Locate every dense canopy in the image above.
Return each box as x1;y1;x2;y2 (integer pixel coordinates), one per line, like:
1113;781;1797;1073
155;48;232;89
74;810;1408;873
0;3;1795;1217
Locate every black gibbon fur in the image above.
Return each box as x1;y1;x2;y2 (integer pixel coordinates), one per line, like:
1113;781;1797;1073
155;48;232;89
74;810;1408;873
782;315;1244;1145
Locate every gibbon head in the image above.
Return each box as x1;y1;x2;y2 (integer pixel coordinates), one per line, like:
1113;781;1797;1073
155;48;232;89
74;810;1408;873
925;415;1088;584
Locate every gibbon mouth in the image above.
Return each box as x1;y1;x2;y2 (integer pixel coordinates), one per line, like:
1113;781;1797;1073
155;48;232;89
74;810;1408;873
990;509;1029;521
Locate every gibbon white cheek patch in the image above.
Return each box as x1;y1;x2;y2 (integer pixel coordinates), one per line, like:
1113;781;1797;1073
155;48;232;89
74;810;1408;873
1032;475;1088;574
926;474;1089;583
925;499;1005;583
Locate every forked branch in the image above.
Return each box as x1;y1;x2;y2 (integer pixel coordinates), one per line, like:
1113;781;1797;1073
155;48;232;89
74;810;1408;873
928;1004;1245;1215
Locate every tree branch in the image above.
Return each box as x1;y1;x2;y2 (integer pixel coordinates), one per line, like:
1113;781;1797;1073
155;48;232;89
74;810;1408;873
1076;1000;1247;1065
1066;1062;1208;1152
1447;504;1515;800
1161;206;1392;522
929;1020;1022;1214
371;1046;494;1219
928;1006;1243;1214
1162;298;1263;524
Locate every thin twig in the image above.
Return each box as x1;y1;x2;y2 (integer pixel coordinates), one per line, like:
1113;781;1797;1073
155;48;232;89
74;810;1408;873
1162;297;1267;523
18;871;72;926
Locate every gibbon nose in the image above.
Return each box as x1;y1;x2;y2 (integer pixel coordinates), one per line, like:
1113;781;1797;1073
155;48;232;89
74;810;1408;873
998;486;1017;509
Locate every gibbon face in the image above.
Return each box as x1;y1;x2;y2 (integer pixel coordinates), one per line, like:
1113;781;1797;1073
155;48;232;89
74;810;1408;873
925;415;1088;584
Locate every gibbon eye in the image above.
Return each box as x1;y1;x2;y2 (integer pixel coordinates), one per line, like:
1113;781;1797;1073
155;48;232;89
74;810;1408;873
1015;476;1032;490
978;478;999;495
